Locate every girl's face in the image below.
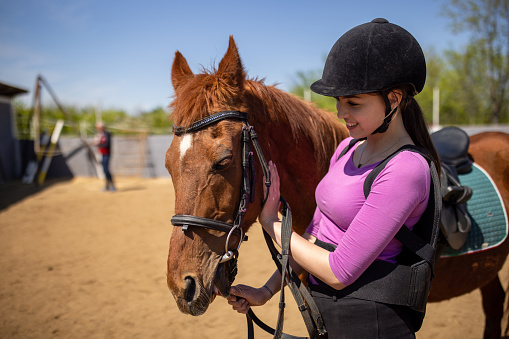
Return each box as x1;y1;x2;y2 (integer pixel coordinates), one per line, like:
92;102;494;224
336;93;386;138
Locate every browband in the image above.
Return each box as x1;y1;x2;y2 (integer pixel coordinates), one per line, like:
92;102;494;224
172;111;248;136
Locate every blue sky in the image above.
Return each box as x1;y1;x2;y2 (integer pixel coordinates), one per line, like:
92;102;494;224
0;0;468;115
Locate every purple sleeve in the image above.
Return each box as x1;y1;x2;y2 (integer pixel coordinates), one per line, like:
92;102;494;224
328;152;430;285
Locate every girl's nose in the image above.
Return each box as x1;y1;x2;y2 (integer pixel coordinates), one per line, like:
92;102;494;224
336;100;348;119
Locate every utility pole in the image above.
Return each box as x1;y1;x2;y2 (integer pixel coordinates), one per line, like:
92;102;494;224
432;87;440;132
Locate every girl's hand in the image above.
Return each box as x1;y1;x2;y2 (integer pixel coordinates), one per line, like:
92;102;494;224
227;284;273;314
259;161;281;227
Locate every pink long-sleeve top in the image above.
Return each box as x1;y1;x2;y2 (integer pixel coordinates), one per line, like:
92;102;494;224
306;137;430;286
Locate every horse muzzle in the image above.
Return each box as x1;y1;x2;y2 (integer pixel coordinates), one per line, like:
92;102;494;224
171;273;214;316
168;254;239;316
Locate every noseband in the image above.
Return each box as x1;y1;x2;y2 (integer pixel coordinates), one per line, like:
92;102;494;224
170;111;271;263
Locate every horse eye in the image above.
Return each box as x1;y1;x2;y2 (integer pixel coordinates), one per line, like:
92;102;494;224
212;155;233;171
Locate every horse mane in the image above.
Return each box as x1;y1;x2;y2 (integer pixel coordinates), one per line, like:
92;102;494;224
243;79;341;166
170;65;342;167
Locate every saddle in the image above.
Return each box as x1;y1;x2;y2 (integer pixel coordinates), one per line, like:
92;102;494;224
431;126;473;250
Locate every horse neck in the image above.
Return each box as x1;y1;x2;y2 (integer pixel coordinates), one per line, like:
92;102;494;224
245;82;347;172
243;82;348;232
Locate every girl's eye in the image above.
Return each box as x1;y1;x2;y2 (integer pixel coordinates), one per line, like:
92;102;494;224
335;97;359;106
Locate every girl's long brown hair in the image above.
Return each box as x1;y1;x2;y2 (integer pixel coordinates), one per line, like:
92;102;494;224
390;85;441;175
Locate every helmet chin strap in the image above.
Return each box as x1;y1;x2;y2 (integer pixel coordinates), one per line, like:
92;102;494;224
372;92;398;134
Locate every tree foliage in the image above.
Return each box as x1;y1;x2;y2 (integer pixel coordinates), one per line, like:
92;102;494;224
14;100;172;138
139;107;173;134
442;0;509;123
289;69;337;112
288;0;509;126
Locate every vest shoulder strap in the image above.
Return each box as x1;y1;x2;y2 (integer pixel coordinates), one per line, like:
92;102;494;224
336;138;365;160
363;144;428;198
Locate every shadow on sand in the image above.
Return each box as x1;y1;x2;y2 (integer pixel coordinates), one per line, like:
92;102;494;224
0;178;72;212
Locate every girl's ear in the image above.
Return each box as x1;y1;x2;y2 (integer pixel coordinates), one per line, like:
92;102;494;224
389;89;403;110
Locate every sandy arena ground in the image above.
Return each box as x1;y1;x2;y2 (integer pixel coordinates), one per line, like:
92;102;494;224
0;177;508;338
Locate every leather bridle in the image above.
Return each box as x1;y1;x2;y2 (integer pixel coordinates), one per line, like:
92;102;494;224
170;110;326;339
170;110;271;263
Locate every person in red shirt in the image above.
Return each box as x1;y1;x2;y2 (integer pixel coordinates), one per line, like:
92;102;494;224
94;122;116;192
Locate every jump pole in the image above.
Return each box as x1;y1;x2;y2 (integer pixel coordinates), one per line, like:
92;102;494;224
37;119;64;185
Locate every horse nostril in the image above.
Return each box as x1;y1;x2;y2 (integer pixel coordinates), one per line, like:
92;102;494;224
184;276;196;303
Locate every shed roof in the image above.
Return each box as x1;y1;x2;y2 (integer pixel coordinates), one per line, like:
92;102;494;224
0;82;28;97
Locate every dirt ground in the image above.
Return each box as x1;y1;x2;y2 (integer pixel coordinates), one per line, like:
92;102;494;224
0;177;508;339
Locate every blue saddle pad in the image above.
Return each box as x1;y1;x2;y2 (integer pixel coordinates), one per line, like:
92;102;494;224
441;163;508;257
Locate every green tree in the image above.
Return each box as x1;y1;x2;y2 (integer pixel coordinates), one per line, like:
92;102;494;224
444;0;509;123
13;100;32;139
100;108;128;127
139;106;172;134
289;68;337;112
445;47;491;124
416;48;447;125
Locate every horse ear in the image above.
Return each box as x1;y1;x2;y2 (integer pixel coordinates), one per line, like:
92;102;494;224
171;51;194;91
217;36;245;88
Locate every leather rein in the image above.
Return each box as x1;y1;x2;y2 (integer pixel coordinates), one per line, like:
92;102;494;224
170;111;326;339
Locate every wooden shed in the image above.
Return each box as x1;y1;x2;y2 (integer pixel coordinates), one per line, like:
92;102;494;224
0;82;28;183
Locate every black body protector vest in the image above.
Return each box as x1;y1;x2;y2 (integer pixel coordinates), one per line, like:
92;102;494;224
312;138;442;331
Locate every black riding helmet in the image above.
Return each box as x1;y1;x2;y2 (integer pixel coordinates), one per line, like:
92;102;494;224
311;18;426;133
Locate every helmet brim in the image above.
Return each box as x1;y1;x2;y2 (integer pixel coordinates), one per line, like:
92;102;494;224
310;79;377;98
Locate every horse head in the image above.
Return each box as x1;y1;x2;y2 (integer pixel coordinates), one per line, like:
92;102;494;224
166;37;263;315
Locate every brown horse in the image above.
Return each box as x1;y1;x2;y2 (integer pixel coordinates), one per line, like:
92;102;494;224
165;37;509;338
430;132;509;339
166;36;349;316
